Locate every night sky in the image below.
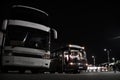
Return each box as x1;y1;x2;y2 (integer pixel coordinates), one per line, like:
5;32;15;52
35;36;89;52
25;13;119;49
1;0;120;65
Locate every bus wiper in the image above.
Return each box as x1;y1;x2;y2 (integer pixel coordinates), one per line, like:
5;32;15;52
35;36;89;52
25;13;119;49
23;32;29;43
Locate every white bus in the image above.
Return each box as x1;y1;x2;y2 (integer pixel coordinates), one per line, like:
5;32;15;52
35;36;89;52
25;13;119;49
0;5;57;73
50;44;88;73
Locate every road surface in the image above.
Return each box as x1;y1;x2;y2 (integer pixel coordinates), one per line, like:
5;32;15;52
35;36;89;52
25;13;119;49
0;71;120;80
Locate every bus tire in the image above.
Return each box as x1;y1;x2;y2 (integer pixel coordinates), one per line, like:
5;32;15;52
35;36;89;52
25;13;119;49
1;69;8;73
19;69;25;73
50;71;55;73
31;70;39;74
1;67;8;73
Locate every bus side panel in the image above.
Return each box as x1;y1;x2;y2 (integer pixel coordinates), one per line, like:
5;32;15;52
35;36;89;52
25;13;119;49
2;56;51;68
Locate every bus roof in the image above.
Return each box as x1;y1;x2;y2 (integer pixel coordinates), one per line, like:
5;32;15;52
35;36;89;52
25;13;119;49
12;5;48;16
52;44;85;52
8;5;49;26
68;44;84;49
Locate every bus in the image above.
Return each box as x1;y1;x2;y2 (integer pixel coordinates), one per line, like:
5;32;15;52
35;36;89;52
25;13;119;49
0;5;57;73
50;44;88;73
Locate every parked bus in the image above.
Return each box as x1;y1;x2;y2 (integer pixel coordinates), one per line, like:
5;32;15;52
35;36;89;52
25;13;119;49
50;44;88;73
0;5;57;73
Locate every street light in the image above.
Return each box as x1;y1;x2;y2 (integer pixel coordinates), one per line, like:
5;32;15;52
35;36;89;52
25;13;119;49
112;57;117;73
92;56;95;66
104;48;111;71
112;57;116;66
104;48;110;64
112;57;115;62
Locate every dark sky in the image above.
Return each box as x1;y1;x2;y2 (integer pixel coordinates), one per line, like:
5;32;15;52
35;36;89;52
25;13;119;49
1;0;120;64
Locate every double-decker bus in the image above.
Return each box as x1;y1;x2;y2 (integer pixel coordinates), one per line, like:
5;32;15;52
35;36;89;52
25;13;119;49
0;5;57;73
50;44;88;73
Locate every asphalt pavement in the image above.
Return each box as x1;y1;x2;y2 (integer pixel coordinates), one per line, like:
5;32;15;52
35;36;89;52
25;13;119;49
0;71;120;80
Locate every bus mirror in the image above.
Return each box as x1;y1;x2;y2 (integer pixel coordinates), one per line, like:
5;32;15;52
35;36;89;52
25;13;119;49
52;29;57;39
2;20;8;30
0;31;3;46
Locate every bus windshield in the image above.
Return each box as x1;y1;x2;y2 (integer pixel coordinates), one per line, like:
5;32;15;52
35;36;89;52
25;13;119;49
9;5;48;26
5;25;49;50
70;50;84;60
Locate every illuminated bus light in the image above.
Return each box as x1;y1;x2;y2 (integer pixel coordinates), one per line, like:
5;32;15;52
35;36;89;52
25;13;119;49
68;44;84;49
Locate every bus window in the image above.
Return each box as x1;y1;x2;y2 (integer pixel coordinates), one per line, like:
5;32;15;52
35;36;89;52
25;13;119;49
70;50;80;60
78;52;83;60
64;51;69;62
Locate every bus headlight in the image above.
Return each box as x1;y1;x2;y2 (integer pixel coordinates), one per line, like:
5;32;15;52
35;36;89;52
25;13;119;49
69;62;75;65
43;54;50;59
85;63;88;66
78;63;81;65
4;50;13;56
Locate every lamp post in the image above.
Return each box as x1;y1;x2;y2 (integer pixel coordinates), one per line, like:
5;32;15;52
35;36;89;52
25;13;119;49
112;57;117;73
104;48;111;71
104;48;110;64
92;56;95;66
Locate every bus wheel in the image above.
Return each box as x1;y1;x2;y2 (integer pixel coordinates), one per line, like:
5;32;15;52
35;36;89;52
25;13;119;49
71;70;78;74
1;67;8;73
31;70;39;74
19;69;25;73
39;71;44;73
58;71;63;73
1;69;8;73
49;68;56;73
50;71;55;74
58;70;63;73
